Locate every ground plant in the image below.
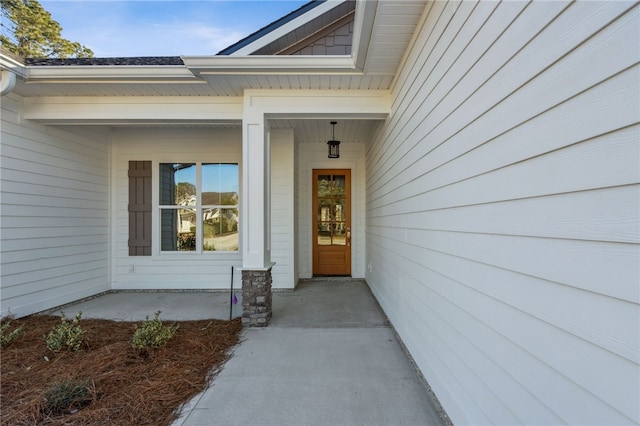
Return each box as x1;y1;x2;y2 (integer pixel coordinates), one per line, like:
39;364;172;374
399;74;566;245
0;320;24;347
41;379;94;415
43;311;85;352
131;311;179;355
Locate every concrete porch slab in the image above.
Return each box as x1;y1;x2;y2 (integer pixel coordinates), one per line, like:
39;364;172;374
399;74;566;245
41;291;242;321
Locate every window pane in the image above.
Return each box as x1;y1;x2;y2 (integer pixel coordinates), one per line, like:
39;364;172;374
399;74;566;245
159;163;196;206
203;163;239;206
161;208;195;251
203;208;238;251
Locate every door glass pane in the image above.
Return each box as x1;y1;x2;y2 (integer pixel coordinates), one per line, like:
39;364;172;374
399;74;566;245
317;175;331;198
334;199;345;222
332;223;346;245
318;200;331;222
317;222;331;245
333;175;345;196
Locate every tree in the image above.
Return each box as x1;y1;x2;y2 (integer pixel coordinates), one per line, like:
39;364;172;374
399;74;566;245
0;0;93;58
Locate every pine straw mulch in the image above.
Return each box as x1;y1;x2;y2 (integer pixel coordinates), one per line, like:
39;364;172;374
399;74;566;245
1;315;243;425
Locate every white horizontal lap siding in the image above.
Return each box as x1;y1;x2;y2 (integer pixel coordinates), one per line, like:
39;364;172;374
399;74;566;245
111;128;242;290
1;94;111;318
270;129;294;289
367;2;640;425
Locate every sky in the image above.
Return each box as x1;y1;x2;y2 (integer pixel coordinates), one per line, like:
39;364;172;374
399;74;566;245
40;0;310;57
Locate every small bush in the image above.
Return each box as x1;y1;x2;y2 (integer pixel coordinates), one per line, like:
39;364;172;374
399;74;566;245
0;320;24;347
44;311;85;352
131;311;178;354
42;379;93;414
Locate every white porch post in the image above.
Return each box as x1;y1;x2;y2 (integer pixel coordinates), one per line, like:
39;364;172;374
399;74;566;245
241;106;273;326
242;110;271;268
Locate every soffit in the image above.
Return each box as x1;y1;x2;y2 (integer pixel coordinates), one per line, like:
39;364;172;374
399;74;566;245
270;118;381;144
5;0;426;98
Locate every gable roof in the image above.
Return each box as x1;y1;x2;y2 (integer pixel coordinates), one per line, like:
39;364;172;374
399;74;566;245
217;0;326;55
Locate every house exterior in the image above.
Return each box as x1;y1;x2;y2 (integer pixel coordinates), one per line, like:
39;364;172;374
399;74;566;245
1;0;638;424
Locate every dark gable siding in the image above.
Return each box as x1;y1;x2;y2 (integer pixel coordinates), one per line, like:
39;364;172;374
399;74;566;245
128;161;152;255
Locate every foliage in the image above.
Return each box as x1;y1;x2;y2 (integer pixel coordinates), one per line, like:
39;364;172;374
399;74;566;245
0;0;93;58
131;311;178;354
42;379;93;414
43;311;85;352
178;232;196;251
0;320;23;347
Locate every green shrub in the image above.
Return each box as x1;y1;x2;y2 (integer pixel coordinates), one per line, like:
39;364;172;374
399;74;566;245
131;311;178;354
44;311;85;352
0;320;24;347
42;379;93;414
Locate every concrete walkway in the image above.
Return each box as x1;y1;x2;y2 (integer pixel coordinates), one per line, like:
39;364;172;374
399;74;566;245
54;280;448;426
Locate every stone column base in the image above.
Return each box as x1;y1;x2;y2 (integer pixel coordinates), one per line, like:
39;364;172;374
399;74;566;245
241;268;273;327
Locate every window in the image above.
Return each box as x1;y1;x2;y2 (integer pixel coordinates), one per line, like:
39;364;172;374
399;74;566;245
159;163;238;253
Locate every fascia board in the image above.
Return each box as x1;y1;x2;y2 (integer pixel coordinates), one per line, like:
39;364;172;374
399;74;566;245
183;55;359;75
229;0;347;56
351;0;377;70
25;65;203;83
0;52;28;79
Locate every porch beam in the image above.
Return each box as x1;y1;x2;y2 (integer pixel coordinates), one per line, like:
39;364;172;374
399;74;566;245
246;89;391;116
22;96;243;125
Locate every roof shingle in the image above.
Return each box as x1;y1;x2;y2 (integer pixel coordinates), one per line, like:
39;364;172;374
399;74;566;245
25;57;184;66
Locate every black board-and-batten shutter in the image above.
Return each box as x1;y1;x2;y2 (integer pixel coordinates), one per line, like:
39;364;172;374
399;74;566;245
128;161;152;256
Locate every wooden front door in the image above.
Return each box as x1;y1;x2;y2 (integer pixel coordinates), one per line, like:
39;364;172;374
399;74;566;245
313;169;351;276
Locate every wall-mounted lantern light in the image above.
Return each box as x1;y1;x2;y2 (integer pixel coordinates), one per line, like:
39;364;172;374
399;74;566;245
327;121;340;159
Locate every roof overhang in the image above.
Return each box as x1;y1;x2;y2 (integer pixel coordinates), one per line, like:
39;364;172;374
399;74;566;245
24;65;203;84
182;55;359;76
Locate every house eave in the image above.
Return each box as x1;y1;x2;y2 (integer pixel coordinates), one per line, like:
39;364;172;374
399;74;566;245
25;65;204;84
182;55;360;75
0;50;28;79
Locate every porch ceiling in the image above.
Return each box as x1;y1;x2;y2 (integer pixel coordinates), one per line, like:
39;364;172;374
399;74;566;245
270;118;381;144
4;0;426;98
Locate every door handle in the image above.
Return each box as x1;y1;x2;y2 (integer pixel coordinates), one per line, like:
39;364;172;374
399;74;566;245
346;227;351;246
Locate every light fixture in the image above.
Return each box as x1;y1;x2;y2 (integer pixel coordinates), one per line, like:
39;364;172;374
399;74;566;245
327;121;340;159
